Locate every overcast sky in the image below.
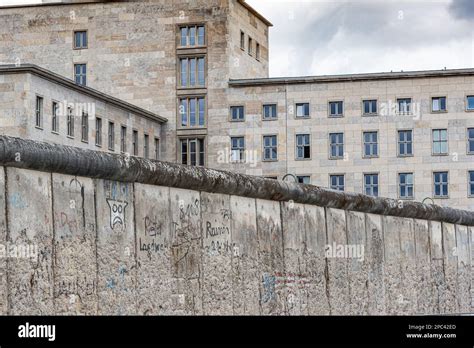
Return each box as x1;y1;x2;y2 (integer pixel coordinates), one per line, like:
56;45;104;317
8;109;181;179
2;0;473;77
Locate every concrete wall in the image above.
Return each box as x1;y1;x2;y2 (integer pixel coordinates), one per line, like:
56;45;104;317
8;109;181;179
0;163;472;315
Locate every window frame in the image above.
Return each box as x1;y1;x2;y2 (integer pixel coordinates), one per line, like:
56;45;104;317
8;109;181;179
397;129;414;157
229;105;245;122
467;128;474;155
364;173;379;197
144;133;149;159
179;137;206;166
230;136;245;163
81;112;89;143
362;131;379;158
132;129;139;156
108;121;115;151
468;170;474;198
178;56;206;89
328;100;344;118
262;134;278;162
396;97;412;115
296;175;311;185
73;30;88;50
178;95;207;128
466;95;474;111
95;117;102;147
120;125;127;153
248;36;253;56
74;63;87;86
295;133;311;160
432;128;449;156
262;103;278;120
240;31;245;51
295;102;310;118
51;100;59;134
178;24;206;48
66;106;74;138
431;96;447;113
154;137;160;160
433;171;449;199
329;174;345;192
362;99;378;116
256;42;260;61
329;132;344;160
398;172;414;200
35;95;43;129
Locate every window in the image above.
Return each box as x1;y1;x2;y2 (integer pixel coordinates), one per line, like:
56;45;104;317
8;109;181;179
180;97;205;127
263;104;277;120
74;64;87;86
469;171;474;197
180;138;205;166
256;42;260;60
297;176;310;184
330;175;345;191
231;136;245;162
329;101;343;117
263;135;277;161
81;112;88;142
468;128;474;154
180;25;205;47
467;95;474;111
108;122;115;151
397;98;412;115
432;129;448;155
120;126;126;153
433;171;448;198
296;103;310;118
52;101;59;133
144;134;149;159
230;106;245;121
399;173;414;199
154;138;160;160
363;131;378;158
398;130;413;156
67;107;74;137
296;134;311;160
35;96;43;128
179;57;205;87
74;31;87;49
432;97;446;112
95;117;102;146
248;37;253;56
364;174;379;197
240;31;245;50
329;133;344;159
363;100;377;115
132;130;138;156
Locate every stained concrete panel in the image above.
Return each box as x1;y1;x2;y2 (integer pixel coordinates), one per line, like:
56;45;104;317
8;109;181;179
398;217;416;314
455;224;471;313
441;223;458;313
169;187;202;315
52;174;97;315
200;192;233;315
0;167;6;314
6;167;54;315
430;221;444;314
134;184;173;315
96;179;136;315
365;214;385;314
382;216;402;315
230;195;259;315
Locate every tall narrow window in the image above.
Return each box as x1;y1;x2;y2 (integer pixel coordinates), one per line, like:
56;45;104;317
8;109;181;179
35;96;43;128
263;104;277;120
432;96;447;112
256;42;260;60
52;101;59;133
466;95;474;111
81;112;88;142
363;131;378;158
433;171;448;198
67;107;74;137
468;128;474;154
132;130;138;156
144;134;149;159
364;174;379;197
154;138;160;160
329;101;343;117
230;106;245;121
108;121;115;151
432;129;448;155
469;171;474;197
74;64;87;86
240;31;245;50
180;138;205;166
179;57;205;87
329;133;344;159
330;175;345;191
120;126;127;153
296;134;311;159
363;100;377;115
399;173;414;199
179;97;205;127
231;136;245;162
397;98;412;115
398;130;413;156
95;117;102;146
263;135;277;161
74;31;88;49
248;37;253;56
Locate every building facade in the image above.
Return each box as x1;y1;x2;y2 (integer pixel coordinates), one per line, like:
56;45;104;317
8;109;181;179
0;0;473;210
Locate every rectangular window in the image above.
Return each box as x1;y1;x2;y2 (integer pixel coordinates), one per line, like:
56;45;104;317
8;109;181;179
230;106;245;121
363;131;378;158
120;126;127;153
432;129;448;155
467;95;474;110
154;138;160;160
363;100;377;115
469;171;474;197
74;64;87;86
95;117;102;146
132;130;138;156
144;134;149;159
179;96;205;127
81;112;88;142
297;176;310;184
231;136;245;162
52;101;59;133
240;31;245;50
179;57;205;87
432;96;447;112
364;173;379;197
108;121;115;151
433;171;448;198
296;103;310;118
67;107;74;137
35;96;43;128
180;138;205;166
399;173;414;199
330;175;345;191
256;42;260;60
397;98;412;115
329;133;344;159
296;134;311;160
398;130;413;156
468;128;474;154
74;31;88;49
179;25;205;47
329;101;343;117
263;135;277;161
263;104;277;120
248;37;253;56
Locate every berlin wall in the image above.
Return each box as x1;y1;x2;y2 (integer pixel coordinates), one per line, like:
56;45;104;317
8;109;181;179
0;136;472;315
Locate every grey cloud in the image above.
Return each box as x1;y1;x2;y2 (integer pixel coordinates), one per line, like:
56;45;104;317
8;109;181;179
449;0;474;19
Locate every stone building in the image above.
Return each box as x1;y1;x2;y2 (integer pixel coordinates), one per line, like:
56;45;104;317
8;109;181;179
0;0;473;210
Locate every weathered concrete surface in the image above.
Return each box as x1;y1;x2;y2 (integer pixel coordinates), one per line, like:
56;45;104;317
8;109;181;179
365;214;385;315
0;167;6;314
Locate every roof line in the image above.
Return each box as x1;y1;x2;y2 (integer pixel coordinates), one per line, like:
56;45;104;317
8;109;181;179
237;0;273;27
229;68;474;87
0;0;115;9
0;64;167;124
